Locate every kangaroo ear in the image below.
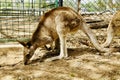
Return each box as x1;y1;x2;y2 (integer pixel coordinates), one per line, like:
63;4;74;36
17;40;27;47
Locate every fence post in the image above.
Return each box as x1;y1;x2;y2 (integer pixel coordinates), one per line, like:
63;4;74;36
77;0;81;13
55;0;59;7
59;0;63;7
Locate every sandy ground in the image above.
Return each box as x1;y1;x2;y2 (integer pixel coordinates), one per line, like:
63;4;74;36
0;28;120;80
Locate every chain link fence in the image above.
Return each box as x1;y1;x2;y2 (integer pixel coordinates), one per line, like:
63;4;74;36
0;0;120;42
0;0;59;42
64;0;120;12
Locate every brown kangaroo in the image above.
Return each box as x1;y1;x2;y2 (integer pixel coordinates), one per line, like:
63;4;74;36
102;10;120;48
19;7;109;65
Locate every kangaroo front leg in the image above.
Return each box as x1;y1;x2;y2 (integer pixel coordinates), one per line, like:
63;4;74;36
45;34;67;61
45;27;68;61
54;38;60;53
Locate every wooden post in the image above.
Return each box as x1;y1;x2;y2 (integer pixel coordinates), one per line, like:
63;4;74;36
59;0;63;7
77;0;81;13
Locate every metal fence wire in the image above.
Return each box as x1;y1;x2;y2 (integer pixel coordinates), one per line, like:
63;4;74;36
0;0;120;42
0;0;59;42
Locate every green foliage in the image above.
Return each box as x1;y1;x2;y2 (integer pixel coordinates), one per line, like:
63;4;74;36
7;2;12;7
0;0;58;9
81;0;120;12
114;0;120;9
1;0;119;12
96;0;106;11
0;2;12;8
64;0;77;9
81;3;97;12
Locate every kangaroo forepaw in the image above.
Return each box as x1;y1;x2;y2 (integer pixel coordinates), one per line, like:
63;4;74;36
44;55;68;62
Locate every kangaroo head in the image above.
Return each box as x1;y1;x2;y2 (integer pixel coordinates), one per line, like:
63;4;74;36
18;40;34;65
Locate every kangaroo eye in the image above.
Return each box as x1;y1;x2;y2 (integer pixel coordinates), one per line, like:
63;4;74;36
26;45;30;48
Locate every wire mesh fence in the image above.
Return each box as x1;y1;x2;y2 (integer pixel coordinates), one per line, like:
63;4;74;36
0;0;59;42
64;0;120;12
0;0;120;42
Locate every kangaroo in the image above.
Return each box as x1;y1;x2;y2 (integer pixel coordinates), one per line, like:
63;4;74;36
102;10;120;48
19;7;109;65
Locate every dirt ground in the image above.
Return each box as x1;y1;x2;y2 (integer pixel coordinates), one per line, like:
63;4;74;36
0;28;120;80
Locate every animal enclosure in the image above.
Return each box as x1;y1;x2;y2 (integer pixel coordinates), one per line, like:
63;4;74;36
0;0;59;42
0;0;120;80
0;0;120;42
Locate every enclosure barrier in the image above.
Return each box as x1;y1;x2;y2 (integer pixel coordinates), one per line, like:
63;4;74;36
0;0;120;43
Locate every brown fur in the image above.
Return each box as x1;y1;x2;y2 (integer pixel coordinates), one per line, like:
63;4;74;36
102;10;120;48
19;7;108;65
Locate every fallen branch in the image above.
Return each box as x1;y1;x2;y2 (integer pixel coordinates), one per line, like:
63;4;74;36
85;19;104;23
89;21;108;29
